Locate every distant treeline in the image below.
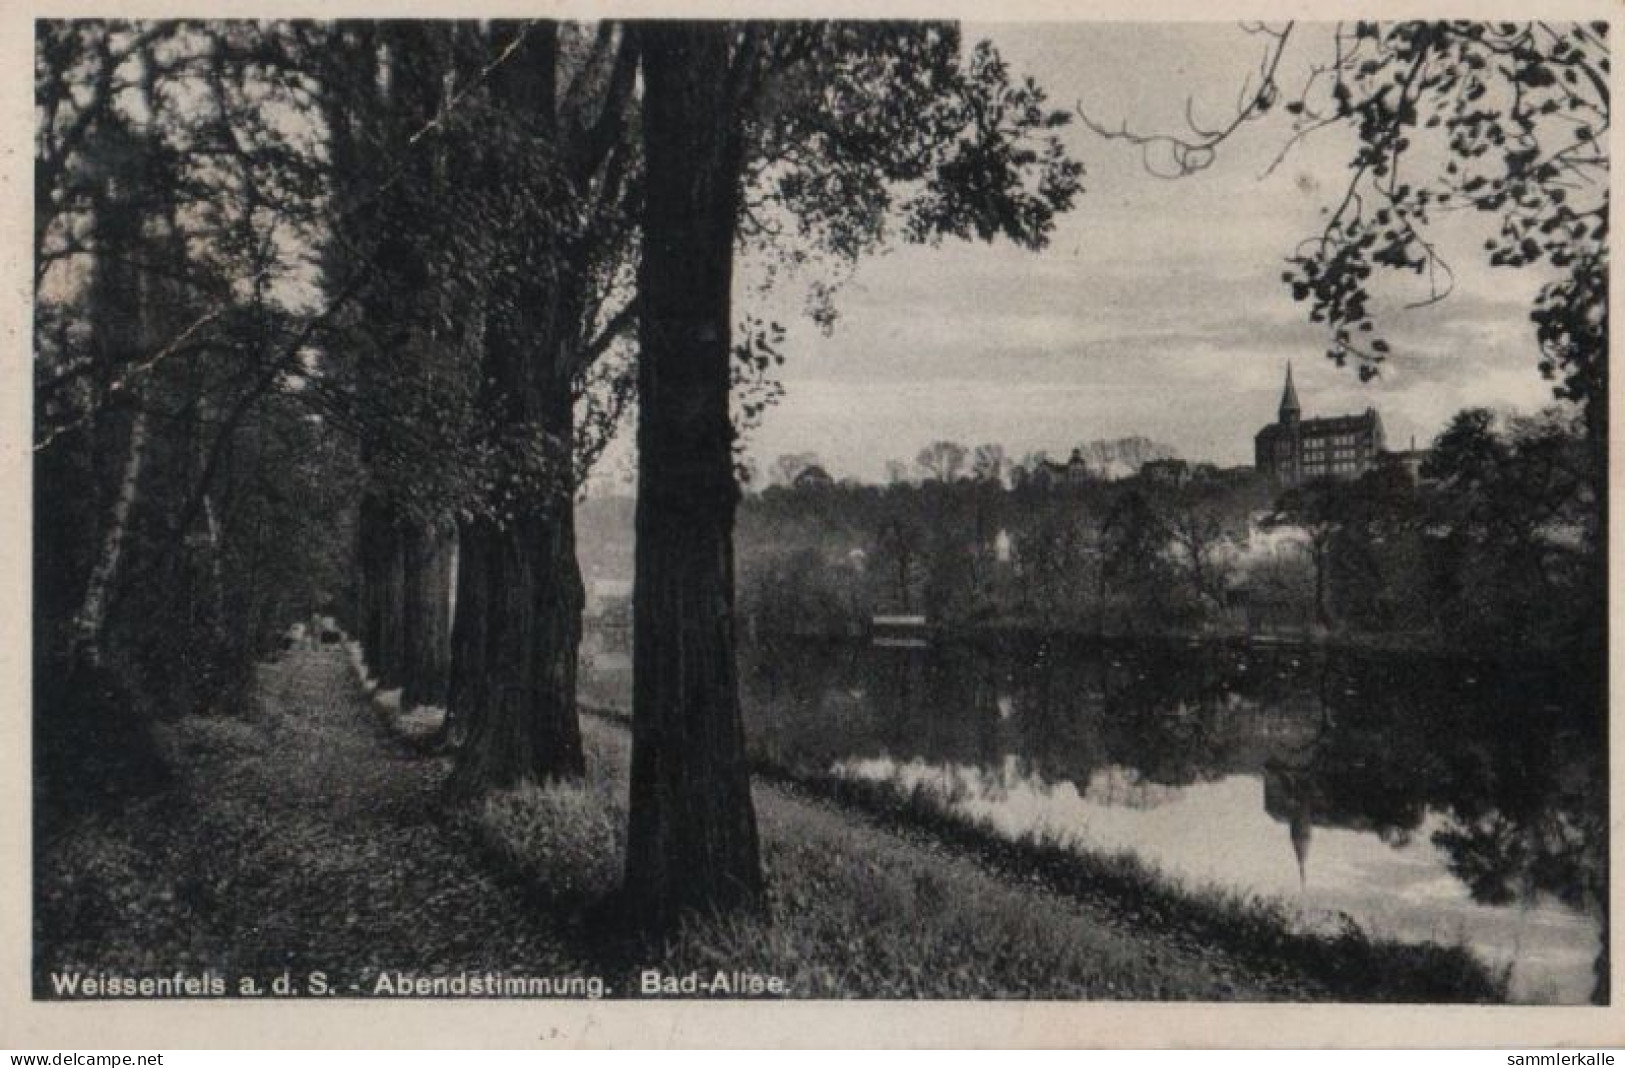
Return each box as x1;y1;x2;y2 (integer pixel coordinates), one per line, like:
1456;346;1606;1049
647;406;1604;655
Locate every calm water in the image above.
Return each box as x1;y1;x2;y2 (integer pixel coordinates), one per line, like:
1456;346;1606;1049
581;631;1606;1004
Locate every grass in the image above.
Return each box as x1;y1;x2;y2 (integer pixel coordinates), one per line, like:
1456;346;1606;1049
39;648;592;997
657;816;1266;999
370;690;1503;1001
754;759;1504;1003
457;718;1282;999
460;737;626;909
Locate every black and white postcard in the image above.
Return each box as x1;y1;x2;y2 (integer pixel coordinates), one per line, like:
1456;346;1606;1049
5;0;1620;1049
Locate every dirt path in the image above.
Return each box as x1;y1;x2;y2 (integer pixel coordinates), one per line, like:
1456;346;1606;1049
36;646;582;996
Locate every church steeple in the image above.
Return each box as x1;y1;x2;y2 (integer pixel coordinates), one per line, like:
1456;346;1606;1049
1279;362;1302;425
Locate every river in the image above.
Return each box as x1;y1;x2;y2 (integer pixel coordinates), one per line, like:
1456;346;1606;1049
581;629;1606;1004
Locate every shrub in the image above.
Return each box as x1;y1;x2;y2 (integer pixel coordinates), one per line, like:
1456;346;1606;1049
471;779;623;905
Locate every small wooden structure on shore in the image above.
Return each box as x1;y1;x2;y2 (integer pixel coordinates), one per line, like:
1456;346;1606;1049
871;613;932;648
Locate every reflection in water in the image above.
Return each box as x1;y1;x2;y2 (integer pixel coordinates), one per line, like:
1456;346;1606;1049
582;630;1606;1004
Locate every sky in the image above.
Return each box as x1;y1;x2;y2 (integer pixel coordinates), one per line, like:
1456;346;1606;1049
687;22;1564;487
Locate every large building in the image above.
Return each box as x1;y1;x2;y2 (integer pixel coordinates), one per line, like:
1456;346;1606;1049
1254;365;1386;487
1020;448;1093;489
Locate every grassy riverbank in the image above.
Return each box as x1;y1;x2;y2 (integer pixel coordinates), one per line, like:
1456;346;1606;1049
374;687;1503;1001
751;759;1503;1002
37;643;1501;1002
459;716;1319;999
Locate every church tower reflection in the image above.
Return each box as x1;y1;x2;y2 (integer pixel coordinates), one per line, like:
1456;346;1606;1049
1289;805;1311;889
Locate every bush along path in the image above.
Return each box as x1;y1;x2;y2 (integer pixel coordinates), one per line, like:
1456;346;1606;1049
34;644;593;999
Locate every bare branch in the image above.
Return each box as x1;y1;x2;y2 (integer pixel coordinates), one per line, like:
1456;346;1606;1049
1076;21;1295;179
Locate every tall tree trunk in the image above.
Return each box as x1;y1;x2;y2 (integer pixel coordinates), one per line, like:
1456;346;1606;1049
357;496;407;689
67;161;150;670
447;410;586;794
375;520;406;690
448;22;587;796
357;493;389;680
623;21;763;931
401;522;452;709
200;492;226;633
443;519;490;747
70;404;148;668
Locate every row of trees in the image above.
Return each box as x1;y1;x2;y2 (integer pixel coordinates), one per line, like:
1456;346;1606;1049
764;435;1180;487
35;23;361;810
736;405;1601;654
1270;405;1600;650
35;19;1082;928
739;467;1264;634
